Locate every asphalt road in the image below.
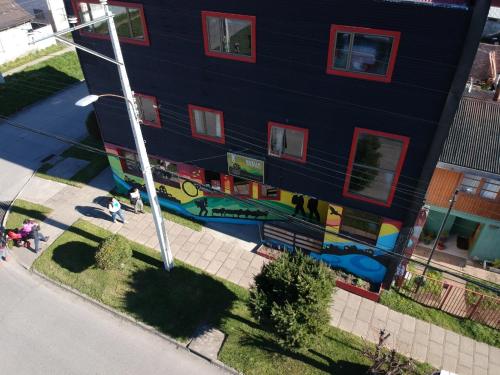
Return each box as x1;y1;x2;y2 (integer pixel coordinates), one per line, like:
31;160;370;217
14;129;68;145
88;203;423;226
0;262;227;375
0;83;90;204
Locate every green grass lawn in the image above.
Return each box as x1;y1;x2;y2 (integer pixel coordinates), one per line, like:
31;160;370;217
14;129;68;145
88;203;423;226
112;191;203;232
5;199;52;229
0;51;83;116
0;43;67;73
380;289;500;348
33;219;433;374
36;137;109;187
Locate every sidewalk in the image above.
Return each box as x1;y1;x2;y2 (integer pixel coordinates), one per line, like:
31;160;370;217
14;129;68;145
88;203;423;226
11;170;268;289
331;288;499;375
8;169;500;375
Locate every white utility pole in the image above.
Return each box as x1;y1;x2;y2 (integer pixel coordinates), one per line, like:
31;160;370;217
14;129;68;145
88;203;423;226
101;0;173;270
33;0;174;270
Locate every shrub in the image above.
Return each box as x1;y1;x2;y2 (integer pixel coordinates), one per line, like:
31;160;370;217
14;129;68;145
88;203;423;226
85;111;101;141
249;250;334;349
95;234;132;270
493;259;500;269
464;282;500;311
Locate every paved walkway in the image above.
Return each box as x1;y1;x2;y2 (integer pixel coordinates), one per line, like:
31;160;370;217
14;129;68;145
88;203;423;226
12;170;268;289
8;170;499;375
331;289;500;375
3;46;75;76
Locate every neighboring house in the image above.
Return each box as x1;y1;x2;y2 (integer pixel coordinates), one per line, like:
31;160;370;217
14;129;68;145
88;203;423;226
64;0;488;285
18;0;69;32
424;96;500;263
0;0;56;66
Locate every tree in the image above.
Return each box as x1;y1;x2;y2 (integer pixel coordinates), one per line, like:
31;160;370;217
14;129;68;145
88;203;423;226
249;250;334;349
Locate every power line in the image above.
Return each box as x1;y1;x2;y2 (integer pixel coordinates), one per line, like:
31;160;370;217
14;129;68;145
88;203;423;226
0;114;497;292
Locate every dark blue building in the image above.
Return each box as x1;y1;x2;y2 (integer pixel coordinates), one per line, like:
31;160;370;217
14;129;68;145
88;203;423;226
65;0;489;285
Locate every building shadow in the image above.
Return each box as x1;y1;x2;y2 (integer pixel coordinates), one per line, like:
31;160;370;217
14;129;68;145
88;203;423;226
124;263;237;340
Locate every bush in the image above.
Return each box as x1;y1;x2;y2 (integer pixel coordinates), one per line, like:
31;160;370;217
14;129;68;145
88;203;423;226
95;234;132;270
464;282;500;311
249;250;334;349
86;111;101;141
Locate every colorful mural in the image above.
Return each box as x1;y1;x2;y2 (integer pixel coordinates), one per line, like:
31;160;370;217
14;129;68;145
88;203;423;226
311;204;402;283
105;143;402;283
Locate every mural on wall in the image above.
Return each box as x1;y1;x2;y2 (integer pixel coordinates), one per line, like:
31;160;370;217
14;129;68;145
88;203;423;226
310;204;401;283
105;144;328;224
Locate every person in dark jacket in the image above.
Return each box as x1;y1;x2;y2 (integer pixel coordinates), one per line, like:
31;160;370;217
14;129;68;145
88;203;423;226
307;197;320;221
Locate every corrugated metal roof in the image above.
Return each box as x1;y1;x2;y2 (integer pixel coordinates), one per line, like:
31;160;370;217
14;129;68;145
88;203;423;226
440;97;500;174
0;0;33;32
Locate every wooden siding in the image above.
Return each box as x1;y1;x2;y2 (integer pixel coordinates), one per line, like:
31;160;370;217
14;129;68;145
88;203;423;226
426;168;500;220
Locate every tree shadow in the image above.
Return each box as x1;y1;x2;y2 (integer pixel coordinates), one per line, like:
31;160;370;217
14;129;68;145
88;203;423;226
51;240;97;273
124;262;237;340
240;332;369;374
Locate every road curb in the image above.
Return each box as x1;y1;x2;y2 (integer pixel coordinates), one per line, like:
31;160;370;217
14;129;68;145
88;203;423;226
30;268;241;375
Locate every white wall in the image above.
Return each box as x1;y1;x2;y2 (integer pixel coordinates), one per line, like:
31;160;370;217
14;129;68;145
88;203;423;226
0;23;56;66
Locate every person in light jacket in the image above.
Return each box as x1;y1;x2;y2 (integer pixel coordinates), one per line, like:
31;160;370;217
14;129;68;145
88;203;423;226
129;188;144;214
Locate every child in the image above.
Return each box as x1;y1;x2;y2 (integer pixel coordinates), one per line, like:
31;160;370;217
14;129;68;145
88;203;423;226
129;188;144;214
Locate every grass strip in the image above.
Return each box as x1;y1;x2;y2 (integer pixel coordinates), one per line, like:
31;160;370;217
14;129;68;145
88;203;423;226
5;199;52;229
33;219;433;374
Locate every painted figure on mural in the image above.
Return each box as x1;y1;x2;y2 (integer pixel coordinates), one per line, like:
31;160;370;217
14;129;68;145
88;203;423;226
195;197;209;216
291;194;306;217
307;197;320;221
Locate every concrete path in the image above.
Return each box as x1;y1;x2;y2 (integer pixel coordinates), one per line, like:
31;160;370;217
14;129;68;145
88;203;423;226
0;260;229;375
12;169;268;289
3;46;75;76
0;82;90;205
330;289;500;375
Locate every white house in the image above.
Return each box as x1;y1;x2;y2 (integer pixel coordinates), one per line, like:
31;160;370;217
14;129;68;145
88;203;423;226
0;0;56;66
18;0;69;32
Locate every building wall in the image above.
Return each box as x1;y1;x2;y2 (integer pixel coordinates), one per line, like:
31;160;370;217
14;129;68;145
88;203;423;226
471;224;500;260
0;23;56;65
426;168;500;221
68;0;476;225
18;0;69;32
470;43;500;81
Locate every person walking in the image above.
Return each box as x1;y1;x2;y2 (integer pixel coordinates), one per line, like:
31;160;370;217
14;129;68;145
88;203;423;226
130;188;144;214
108;197;126;223
0;227;9;262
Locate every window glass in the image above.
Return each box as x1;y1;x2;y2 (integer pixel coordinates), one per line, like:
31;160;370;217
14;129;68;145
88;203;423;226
205;170;221;191
269;125;306;160
206;15;252;57
350;34;393;76
121;150;141;175
459;174;482;194
233;177;251;196
150;158;180;187
136;95;159;126
333;32;350;69
78;1;145;42
480;178;500;199
260;184;279;199
192;109;222;139
348;133;404;202
339;207;380;244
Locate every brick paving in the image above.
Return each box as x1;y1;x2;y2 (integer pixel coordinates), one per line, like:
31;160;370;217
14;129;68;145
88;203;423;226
11;170;268;289
331;288;500;375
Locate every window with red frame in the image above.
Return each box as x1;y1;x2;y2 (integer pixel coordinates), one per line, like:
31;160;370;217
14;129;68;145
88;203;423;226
75;1;149;45
135;93;160;128
202;11;256;63
232;177;251;197
327;25;400;82
344;128;409;207
268;122;308;163
188;105;225;144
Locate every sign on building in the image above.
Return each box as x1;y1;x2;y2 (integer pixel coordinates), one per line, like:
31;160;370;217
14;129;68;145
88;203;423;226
227;152;265;183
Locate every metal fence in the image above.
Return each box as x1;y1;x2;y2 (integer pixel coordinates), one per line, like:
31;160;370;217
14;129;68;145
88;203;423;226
397;271;500;329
